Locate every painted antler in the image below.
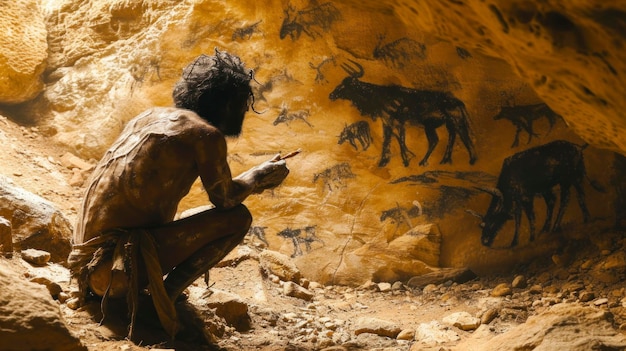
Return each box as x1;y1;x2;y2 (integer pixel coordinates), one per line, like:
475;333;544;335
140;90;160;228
340;59;364;78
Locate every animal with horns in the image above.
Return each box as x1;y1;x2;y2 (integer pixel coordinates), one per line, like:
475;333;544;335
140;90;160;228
329;60;477;167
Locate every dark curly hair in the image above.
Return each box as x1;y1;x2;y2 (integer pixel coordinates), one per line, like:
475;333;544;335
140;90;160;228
172;49;254;127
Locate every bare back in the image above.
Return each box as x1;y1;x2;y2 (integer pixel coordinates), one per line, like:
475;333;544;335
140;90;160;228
74;107;233;244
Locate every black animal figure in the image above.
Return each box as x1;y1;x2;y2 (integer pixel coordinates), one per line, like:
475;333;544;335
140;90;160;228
338;121;372;151
247;226;269;247
380;201;423;233
280;2;341;41
273;105;313;127
493;103;561;148
309;56;336;84
373;35;427;68
470;140;603;248
313;162;356;192
277;226;324;257
329;60;477;167
253;69;297;102
232;20;263;41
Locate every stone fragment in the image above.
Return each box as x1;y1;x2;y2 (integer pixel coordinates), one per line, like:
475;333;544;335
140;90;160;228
407;268;476;288
528;284;543;294
562;281;585;293
415;320;460;346
491;283;512;297
377;282;392;292
259;250;301;282
391;281;404;290
283;281;314;301
60;152;94;171
544;285;560;294
442;311;481;331
359;280;379;291
397;328;415;340
481;308;499;325
68;168;84;187
21;248;51;266
511;275;527;289
580;291;595;302
593;298;609;306
29;276;63;299
204;289;251;332
353;317;401;338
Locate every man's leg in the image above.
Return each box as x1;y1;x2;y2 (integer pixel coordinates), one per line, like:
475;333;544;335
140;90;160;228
150;204;252;301
87;205;252;300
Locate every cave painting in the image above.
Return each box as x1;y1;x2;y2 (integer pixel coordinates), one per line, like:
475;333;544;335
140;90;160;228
279;1;341;41
338;120;372;151
469;140;605;248
273;105;313;128
329;60;477;167
493;102;562;148
380;201;423;234
253;69;297;103
277;226;325;257
391;170;496;220
313;162;356;193
372;34;427;69
247;226;269;247
309;56;336;84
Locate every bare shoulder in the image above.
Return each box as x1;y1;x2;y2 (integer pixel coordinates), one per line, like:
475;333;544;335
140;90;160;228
129;107;220;138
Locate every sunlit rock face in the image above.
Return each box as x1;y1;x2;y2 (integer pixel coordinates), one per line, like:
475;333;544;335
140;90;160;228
4;0;625;284
0;0;47;104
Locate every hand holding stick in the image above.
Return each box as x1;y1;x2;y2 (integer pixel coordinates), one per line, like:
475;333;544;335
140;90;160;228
271;149;301;162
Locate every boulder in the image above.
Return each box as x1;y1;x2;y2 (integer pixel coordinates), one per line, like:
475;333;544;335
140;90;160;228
259;250;302;283
0;176;72;263
0;261;86;351
204;289;251;332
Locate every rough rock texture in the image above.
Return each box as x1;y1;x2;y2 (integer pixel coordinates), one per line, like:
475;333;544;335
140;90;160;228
0;260;86;351
1;0;625;284
0;176;73;263
393;0;626;155
0;0;47;104
458;304;626;351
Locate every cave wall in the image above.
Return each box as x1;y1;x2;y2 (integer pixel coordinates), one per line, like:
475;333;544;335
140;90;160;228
0;0;624;285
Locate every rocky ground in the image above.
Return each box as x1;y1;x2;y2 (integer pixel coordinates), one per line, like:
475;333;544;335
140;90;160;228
2;111;626;351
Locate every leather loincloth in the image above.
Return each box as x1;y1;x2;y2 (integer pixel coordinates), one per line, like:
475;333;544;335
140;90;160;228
68;229;178;339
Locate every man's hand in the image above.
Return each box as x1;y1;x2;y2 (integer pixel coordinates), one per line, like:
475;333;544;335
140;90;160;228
252;155;289;193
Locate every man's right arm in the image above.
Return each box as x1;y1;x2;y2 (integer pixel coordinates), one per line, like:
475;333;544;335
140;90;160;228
195;130;254;209
195;129;288;209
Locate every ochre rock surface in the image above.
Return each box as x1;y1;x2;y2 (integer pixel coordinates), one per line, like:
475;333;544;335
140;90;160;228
1;0;624;284
0;0;47;104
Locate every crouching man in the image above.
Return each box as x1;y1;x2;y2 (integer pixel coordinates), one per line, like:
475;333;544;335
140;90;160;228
68;49;289;338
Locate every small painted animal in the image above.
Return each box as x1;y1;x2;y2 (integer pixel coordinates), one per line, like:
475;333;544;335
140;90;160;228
493;103;561;147
338;121;372;151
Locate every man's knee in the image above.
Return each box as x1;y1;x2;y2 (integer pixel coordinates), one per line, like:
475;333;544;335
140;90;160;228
230;204;252;234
